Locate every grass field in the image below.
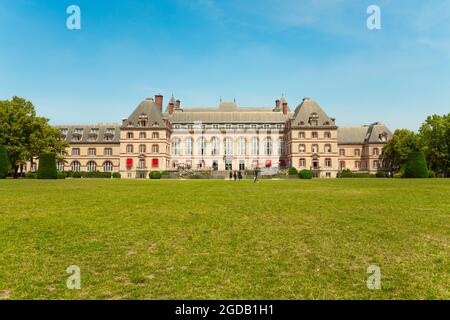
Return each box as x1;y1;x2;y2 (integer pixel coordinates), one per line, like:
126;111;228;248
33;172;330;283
0;179;449;300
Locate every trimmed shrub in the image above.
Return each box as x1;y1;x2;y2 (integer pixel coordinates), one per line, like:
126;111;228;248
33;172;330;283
149;171;162;179
0;145;11;179
161;171;170;176
72;172;82;178
288;167;298;176
428;170;436;178
37;153;57;179
404;151;429;178
57;172;66;179
339;169;354;178
376;171;386;178
24;172;37;179
298;169;313;179
112;172;121;179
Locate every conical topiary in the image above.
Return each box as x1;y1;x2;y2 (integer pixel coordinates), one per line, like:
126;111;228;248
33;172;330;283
404;150;429;178
37;152;58;179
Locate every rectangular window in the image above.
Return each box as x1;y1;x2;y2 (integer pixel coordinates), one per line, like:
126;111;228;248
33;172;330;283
88;148;96;156
152;132;159;139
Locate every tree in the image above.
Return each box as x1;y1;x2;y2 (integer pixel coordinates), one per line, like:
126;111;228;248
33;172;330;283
37;152;58;179
404;151;429;178
383;129;419;171
0;97;68;177
0;145;11;179
419;113;450;176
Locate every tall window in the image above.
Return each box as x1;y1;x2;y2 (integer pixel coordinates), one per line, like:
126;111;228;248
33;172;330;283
127;132;133;139
299;158;306;167
339;149;345;156
373;160;379;169
312;132;318;139
312;144;319;153
72;148;80;156
57;162;65;171
197;137;206;155
152;132;159;139
324;144;332;153
211;137;220;156
104;148;113;156
263;137;272;156
127;144;133;154
87;161;97;172
325;158;332;167
299;132;305;139
71;161;81;172
339;161;346;169
277;138;285;156
324;132;331;139
152;144;159;154
88;148;96;156
172;138;181;156
185;137;193;156
139;144;146;154
224;137;233;155
354;149;360;156
373;148;379;156
139;159;146;169
238;137;246;156
140;132;146;139
251;137;259;156
103;161;113;172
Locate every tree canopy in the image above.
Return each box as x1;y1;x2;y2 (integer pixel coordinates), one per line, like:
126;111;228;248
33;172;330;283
0;97;68;177
383;129;419;171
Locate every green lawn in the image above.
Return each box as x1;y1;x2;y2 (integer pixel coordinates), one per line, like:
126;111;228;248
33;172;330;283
0;179;449;300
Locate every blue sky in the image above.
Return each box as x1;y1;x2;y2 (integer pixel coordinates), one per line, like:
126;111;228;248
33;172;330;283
0;0;449;130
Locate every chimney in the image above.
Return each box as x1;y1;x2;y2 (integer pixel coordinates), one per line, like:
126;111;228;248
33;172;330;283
168;102;175;115
155;94;163;111
175;99;181;109
282;102;288;115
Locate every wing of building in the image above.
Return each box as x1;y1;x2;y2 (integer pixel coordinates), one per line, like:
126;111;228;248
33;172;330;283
34;94;392;178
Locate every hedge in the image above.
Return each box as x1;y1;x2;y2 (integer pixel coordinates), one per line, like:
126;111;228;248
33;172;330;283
404;151;429;178
298;169;313;179
112;172;121;179
288;167;298;176
149;171;162;179
37;153;57;179
338;169;376;178
0;145;11;179
24;172;37;179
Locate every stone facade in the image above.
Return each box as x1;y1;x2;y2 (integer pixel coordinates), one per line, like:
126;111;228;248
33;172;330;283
27;94;392;178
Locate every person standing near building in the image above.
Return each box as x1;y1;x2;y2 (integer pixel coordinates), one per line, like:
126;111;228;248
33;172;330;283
254;167;260;183
238;171;242;181
229;171;233;181
233;171;237;181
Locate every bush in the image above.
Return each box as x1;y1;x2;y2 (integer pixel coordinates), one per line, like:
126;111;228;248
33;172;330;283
298;169;313;179
149;171;161;179
24;172;37;179
288;167;298;176
404;151;429;178
0;145;11;179
37;153;57;179
339;169;354;178
85;171;111;179
160;171;170;176
376;171;386;178
57;172;66;179
72;172;82;178
428;170;436;178
112;172;121;179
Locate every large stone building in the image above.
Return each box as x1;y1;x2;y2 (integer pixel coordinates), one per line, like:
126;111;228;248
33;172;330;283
48;94;392;178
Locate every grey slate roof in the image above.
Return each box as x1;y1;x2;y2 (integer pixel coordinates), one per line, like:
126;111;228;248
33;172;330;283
166;101;291;123
123;98;166;128
338;123;392;144
55;124;121;144
291;98;336;127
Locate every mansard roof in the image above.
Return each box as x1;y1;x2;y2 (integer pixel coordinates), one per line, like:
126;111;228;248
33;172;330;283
55;124;121;144
166;100;292;123
291;98;336;128
122;98;166;128
338;123;392;145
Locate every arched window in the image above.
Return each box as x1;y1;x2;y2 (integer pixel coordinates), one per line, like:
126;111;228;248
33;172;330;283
57;162;65;171
87;161;97;172
71;161;81;172
185;137;193;156
224;137;233;156
103;161;113;172
251;137;259;156
211;137;220;156
172;138;181;156
238;137;246;156
263;137;272;156
197;137;206;155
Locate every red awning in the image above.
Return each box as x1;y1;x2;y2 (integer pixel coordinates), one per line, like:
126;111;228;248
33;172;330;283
265;160;272;167
126;158;133;168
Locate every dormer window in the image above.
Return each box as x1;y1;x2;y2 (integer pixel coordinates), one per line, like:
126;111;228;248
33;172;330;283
72;128;84;141
309;113;319;126
379;133;388;142
138;114;148;127
104;128;115;141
